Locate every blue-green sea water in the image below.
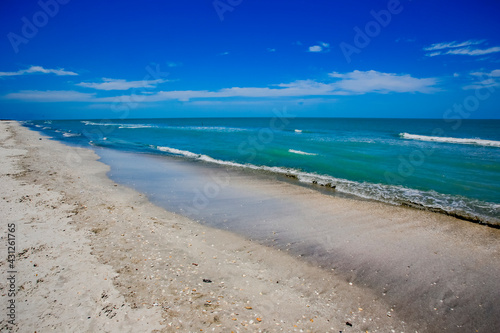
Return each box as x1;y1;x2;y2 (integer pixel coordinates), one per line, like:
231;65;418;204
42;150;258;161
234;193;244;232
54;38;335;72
24;117;500;224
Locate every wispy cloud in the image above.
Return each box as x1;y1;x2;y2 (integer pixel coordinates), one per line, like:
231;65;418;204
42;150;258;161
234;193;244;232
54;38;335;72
76;78;168;91
328;70;439;94
267;48;276;52
463;69;500;90
308;42;330;53
4;70;438;102
472;69;500;77
445;47;500;56
4;90;94;102
424;40;485;51
424;40;500;57
0;65;78;77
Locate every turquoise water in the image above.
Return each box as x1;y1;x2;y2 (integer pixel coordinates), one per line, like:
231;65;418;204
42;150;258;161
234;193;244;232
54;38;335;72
25;117;500;224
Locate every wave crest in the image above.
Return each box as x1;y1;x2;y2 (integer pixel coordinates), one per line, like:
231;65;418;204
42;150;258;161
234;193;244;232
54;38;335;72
400;133;500;147
153;145;499;225
289;149;317;156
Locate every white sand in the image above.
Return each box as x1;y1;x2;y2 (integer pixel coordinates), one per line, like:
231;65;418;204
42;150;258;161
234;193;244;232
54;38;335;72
0;124;408;331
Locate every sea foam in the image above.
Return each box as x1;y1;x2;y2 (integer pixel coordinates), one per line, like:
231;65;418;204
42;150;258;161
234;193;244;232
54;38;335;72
154;144;500;225
289;149;317;156
400;133;500;147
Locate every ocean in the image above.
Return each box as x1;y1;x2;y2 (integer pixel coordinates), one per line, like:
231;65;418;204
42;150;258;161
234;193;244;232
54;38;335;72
24;117;500;225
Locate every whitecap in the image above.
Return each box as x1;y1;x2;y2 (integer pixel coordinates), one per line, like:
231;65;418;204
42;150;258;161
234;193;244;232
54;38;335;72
156;146;200;158
400;133;500;148
63;132;81;137
289;149;317;156
154;144;499;225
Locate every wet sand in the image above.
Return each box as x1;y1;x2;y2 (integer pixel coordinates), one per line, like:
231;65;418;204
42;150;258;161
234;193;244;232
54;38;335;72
1;120;499;332
98;145;500;332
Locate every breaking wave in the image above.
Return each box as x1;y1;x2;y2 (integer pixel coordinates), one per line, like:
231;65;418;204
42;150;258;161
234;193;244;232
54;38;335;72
154;145;499;225
288;149;317;156
400;133;500;148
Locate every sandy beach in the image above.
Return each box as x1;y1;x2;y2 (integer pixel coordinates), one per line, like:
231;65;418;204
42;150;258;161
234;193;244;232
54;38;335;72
1;120;500;332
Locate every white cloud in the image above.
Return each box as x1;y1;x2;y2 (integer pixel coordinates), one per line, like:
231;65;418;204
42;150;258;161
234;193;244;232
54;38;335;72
462;78;498;90
0;65;78;77
463;69;500;90
471;69;500;77
219;52;229;56
328;70;438;94
4;90;94;102
426;51;442;57
308;45;323;52
445;46;500;56
106;71;437;101
4;70;438;102
77;78;168;91
308;42;330;53
424;40;485;51
424;40;500;57
187;98;331;107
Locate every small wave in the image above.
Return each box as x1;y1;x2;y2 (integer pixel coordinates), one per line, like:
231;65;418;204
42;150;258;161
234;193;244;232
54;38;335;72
81;121;156;129
155;146;298;174
294;129;302;133
81;121;249;132
81;121;120;126
289;149;317;156
174;126;249;133
153;145;499;225
400;133;500;148
63;132;81;137
118;124;155;129
156;146;200;158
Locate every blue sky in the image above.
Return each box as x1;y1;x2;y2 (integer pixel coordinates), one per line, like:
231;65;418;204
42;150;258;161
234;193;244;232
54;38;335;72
0;0;499;119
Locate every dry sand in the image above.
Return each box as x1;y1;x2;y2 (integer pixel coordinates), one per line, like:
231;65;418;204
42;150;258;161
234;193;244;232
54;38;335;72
0;121;499;332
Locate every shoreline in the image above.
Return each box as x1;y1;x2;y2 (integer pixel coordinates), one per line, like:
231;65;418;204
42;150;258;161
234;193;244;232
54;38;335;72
22;118;500;227
0;122;407;331
94;141;500;332
2;121;500;332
